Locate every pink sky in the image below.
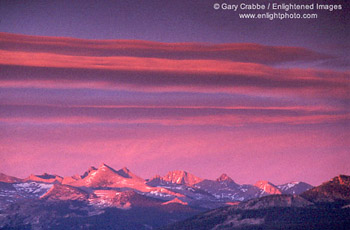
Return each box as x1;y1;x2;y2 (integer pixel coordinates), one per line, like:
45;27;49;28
0;33;349;186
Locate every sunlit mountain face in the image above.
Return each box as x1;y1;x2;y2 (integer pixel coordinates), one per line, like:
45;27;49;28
0;164;314;208
162;175;350;230
0;164;317;229
0;166;348;229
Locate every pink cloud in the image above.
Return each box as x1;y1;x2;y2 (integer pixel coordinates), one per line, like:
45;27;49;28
0;32;331;64
0;33;348;185
0;51;348;99
0;104;347;126
0;33;348;100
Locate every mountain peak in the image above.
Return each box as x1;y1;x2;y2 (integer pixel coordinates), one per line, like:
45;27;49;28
301;175;350;202
25;173;63;184
148;170;202;186
116;167;136;179
255;180;281;195
97;163;119;174
88;166;97;171
255;180;269;185
36;173;57;179
41;184;90;201
0;172;22;183
217;173;234;183
99;163;111;169
81;166;97;179
161;170;202;186
277;181;313;195
333;175;350;186
120;167;130;173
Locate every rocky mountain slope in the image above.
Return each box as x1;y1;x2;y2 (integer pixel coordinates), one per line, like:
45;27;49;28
161;175;350;230
0;164;316;229
301;175;350;203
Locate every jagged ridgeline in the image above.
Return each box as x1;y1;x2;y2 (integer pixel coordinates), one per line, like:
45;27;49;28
1;166;348;230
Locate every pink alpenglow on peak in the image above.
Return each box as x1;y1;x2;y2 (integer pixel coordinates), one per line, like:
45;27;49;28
25;173;63;184
81;166;98;179
61;164;184;198
61;174;82;185
0;173;22;183
301;175;350;202
335;175;350;186
217;174;235;183
116;167;144;182
65;163;145;188
40;184;90;201
149;170;203;186
254;181;282;195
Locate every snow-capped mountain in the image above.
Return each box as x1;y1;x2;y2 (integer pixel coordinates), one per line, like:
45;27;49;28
277;181;313;195
254;180;282;195
90;190;165;209
41;184;90;201
64;163;141;188
62;164;183;200
0;181;52;210
163;176;349;230
194;174;262;201
0;168;204;230
0;167;313;208
216;173;235;183
81;166;97;178
0;168;343;230
148;170;203;186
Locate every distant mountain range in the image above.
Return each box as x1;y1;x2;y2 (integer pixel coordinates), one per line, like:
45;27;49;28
0;164;313;206
3;164;345;230
162;175;350;230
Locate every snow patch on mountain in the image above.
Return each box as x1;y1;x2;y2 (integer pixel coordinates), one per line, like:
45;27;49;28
14;182;53;196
